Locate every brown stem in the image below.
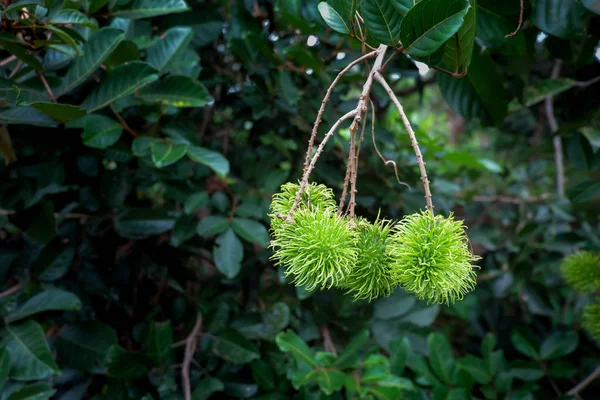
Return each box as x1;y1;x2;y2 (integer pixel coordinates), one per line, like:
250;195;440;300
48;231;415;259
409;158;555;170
0;283;23;298
320;325;337;356
182;313;203;400
375;73;434;213
110;104;139;137
505;0;524;38
348;116;358;222
545;60;564;199
0;55;16;67
567;366;600;396
37;71;56;103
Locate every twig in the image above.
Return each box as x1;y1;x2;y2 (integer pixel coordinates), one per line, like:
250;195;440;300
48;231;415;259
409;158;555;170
471;194;550;204
8;60;23;79
338;139;353;214
182;313;203;400
567;365;600;396
37;71;56;103
505;0;524;38
0;55;16;67
0;283;23;298
320;325;337;356
375;73;434;213
302;50;378;174
545;60;564;199
110;104;139;137
348;111;358;222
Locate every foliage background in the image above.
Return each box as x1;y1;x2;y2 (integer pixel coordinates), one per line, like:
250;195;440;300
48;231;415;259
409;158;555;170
1;0;600;399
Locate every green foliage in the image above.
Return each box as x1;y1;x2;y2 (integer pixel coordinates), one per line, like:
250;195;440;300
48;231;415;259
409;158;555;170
389;211;480;304
583;300;600;341
560;250;600;293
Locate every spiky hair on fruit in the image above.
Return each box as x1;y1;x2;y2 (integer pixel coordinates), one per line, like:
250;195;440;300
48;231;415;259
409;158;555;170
388;211;480;305
268;181;337;233
560;250;600;294
270;207;357;291
341;217;397;302
583;300;600;341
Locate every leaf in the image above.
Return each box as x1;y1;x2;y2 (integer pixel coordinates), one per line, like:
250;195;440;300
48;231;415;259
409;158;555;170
44;25;82;56
438;46;507;125
112;0;190;19
170;215;198;247
476;0;525;54
0;107;57;127
231;218;269;247
33;242;75;281
145;321;174;367
6;289;82;323
400;0;470;57
333;329;370;368
139;76;212;107
317;2;350;34
114;208;175;239
57;322;118;371
388;336;410;375
132;136;160;156
0;349;10;391
196;216;230;236
211;328;260;364
145;27;194;72
427;332;455;385
29;103;87;123
150;140;189;168
104;40;141;68
391;0;420;15
105;345;152;379
2;0;44;15
303;368;347;395
184;192;209;214
510;328;540;359
275;330;318;367
406;352;441;385
80;61;158;112
540;331;579;360
251;359;275;390
520;78;578;108
361;0;402;46
373;290;416;319
0;38;42;70
438;0;476;73
213;228;244;279
192;377;224;400
2;320;59;380
69;114;123;149
457;355;490;384
5;383;56;400
531;0;588;39
262;302;290;339
582;0;600;15
186;146;230;176
49;10;98;29
60;27;125;94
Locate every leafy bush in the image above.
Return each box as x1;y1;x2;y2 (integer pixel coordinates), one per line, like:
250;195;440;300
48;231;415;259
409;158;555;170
1;0;600;399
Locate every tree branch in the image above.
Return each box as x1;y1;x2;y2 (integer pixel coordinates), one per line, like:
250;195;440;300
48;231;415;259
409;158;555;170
182;313;203;400
0;283;23;298
545;60;564;199
567;365;600;396
505;0;524;38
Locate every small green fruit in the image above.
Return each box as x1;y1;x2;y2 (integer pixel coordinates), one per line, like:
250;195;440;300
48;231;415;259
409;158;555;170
270;207;357;291
388;211;480;305
560;250;600;294
583;300;600;341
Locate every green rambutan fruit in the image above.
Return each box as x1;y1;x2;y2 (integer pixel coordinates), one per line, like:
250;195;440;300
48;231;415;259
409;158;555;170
388;211;480;305
560;251;600;294
268;181;337;233
583;300;600;341
341;218;397;302
270;207;357;291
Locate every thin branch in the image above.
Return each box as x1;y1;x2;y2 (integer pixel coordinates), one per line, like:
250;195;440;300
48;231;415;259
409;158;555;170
0;283;23;298
505;0;524;38
182;313;203;400
37;71;56;103
320;325;337;356
8;60;23;79
302;50;378;173
472;194;550;204
338;139;353;214
0;55;17;67
545;60;564;199
567;366;600;396
110;104;139;137
348;111;358;222
375;73;434;213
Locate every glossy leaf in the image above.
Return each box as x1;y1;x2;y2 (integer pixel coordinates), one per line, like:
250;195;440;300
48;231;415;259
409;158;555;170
2;0;44;15
184;192;209;214
197;216;230;236
80;61;158;112
44;25;82;56
275;330;318;367
60;27;125;94
57;322;118;371
150;140;189;168
400;0;470;57
49;10;98;29
114;208;175;239
5;383;56;400
0;37;43;70
29;103;87;123
145;27;194;72
0;107;57;127
192;377;224;400
262;302;291;339
231;218;269;247
211;328;260;364
531;0;588;39
139;76;213;107
69;114;123;149
361;0;402;46
317;2;350;34
540;331;578;360
438;0;476;73
186;146;230;176
457;355;491;384
145;321;174;367
213;228;244;279
6;289;82;323
582;0;600;15
3;320;60;380
428;332;455;384
510;328;540;359
391;0;420;15
303;368;346;395
112;0;190;19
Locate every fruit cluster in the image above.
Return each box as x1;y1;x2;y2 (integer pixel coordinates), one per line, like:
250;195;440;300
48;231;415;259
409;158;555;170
269;182;480;304
560;251;600;340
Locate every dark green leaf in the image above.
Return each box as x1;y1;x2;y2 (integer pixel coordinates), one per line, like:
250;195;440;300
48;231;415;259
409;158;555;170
114;208;175;239
251;359;275;390
438;0;476;73
29;103;87;123
2;320;60;380
457;355;490;384
80;61;158;112
540;331;578;360
389;336;410;375
391;0;420;15
49;10;98;29
211;328;260;364
105;345;152;379
582;0;600;14
262;302;290;339
196;216;230;236
33;242;75;282
57;322;118;371
139;76;212;107
317;2;350;34
5;383;56;400
2;0;44;15
428;332;455;384
113;0;190;19
0;36;43;70
231;218;269;247
69;114;123;149
275;330;318;367
184;192;209;214
192;377;224;400
510;361;544;381
303;368;346;395
531;0;588;39
104;40;141;67
145;27;194;72
132;136;160;156
400;0;470;57
150;140;189;168
213;228;244;279
361;0;402;46
145;321;174;367
333;328;370;368
170;215;198;247
0;349;10;391
44;25;82;56
510;328;540;359
6;289;82;323
0;107;58;127
60;27;125;94
186;146;230;176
